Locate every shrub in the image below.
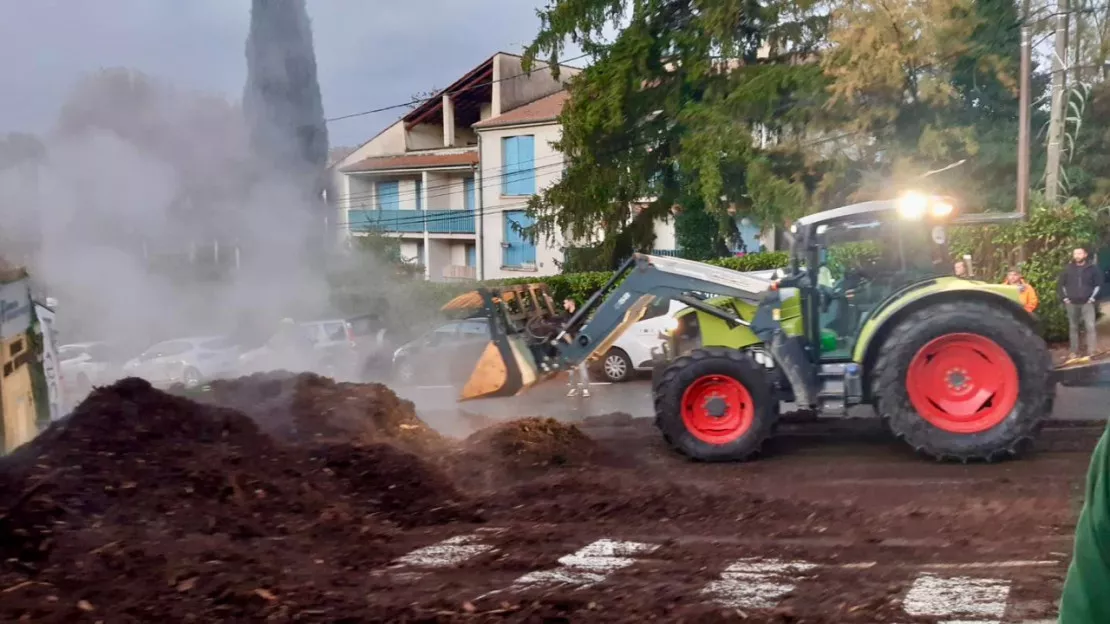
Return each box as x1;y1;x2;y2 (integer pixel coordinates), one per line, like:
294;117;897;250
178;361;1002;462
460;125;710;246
949;196;1103;342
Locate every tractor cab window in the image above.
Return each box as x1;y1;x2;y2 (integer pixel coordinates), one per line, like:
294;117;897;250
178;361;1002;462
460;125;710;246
813;216;946;359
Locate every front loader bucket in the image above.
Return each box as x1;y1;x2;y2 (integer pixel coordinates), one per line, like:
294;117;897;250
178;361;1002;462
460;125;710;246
442;285;559;401
460;334;547;400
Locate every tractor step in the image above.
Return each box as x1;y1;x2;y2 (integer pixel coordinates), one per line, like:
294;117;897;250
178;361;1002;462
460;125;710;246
817;363;864;415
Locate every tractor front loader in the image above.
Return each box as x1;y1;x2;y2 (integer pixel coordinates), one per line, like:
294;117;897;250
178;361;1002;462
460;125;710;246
448;193;1110;464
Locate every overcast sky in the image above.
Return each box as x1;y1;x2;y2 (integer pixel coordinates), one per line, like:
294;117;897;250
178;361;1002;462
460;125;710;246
0;0;585;146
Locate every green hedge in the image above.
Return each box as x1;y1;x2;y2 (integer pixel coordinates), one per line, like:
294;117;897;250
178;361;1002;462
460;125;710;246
949;196;1103;343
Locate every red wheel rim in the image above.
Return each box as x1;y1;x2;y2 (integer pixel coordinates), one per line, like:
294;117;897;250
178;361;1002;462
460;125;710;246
680;375;755;444
905;333;1019;434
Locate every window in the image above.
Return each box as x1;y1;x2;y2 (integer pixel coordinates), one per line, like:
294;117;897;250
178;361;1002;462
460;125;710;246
198;337;236;350
323;322;347;341
415;179;423;211
502;210;536;267
376;181;399;210
144;341;190;358
464;177;476;211
501;136;535;196
457;319;489;340
466;244;476;267
415;241;425;264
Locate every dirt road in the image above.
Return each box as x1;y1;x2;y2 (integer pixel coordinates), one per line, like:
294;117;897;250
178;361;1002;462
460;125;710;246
0;375;1099;622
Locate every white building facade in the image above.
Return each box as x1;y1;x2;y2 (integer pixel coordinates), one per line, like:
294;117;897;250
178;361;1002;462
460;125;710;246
331;52;686;282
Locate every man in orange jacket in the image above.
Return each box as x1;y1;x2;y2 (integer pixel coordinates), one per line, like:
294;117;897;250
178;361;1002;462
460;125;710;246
1004;268;1039;313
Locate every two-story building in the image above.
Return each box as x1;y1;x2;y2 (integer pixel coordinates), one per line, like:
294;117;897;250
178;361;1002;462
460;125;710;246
330;52;581;281
331;51;697;282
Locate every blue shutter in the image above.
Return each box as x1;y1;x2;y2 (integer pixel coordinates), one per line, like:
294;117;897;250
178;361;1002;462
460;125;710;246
376;181;399;210
464;177;475;211
502;136;535;196
501;137;516;195
466;244;476;267
503;210;536;266
415;179;423;210
517;135;535;195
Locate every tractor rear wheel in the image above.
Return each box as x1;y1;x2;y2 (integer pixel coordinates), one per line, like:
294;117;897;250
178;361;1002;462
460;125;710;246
654;347;778;462
873;301;1051;462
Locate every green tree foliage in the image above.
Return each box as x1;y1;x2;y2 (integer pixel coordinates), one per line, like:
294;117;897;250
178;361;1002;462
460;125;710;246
522;0;1060;256
522;0;831;259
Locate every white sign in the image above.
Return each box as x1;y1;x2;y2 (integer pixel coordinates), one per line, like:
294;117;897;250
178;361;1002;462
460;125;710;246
34;302;64;421
0;278;31;341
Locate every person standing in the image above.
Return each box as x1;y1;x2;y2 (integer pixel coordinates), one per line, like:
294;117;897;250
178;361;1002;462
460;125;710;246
561;298;591;398
1058;247;1103;360
1003;268;1039;314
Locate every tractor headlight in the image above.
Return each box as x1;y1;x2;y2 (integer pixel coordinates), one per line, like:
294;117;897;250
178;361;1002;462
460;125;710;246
897;191;956;220
897;191;930;219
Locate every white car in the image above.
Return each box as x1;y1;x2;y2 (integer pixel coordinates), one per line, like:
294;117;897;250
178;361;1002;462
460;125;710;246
121;336;241;388
594;299;688;382
58;341;125;396
592;268;785;382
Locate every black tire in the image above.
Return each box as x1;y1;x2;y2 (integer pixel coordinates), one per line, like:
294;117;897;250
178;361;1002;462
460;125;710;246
599;348;634;382
872;301;1051;462
654;347;779;462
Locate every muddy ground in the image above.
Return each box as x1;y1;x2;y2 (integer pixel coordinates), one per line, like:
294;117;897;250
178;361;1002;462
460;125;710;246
0;374;1099;622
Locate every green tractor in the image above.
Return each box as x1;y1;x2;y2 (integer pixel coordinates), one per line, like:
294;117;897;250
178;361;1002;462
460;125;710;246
447;193;1103;462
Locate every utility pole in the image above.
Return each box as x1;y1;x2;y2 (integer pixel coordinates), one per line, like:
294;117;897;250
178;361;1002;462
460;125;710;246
1045;0;1071;204
1017;27;1032;217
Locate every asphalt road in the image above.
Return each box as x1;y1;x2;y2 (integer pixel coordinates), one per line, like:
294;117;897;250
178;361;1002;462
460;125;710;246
396;376;1110;439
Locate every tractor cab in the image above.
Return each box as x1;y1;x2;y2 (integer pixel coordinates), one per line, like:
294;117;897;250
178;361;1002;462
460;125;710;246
783;194;957;361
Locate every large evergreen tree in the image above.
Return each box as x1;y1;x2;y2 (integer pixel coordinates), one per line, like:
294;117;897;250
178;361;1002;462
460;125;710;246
523;0;831;266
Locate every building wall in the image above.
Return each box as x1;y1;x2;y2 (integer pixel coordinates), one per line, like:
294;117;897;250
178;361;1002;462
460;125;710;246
494;54;580;115
476;122;566;280
407;123;442;150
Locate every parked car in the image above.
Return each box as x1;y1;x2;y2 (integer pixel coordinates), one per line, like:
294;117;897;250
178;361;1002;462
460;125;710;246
592;298;688;382
237;315;393;380
390;317;491;386
58;341;127;397
121;336;241;388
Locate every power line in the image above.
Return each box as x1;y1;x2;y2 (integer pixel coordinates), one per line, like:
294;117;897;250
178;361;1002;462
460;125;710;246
325;53;591;123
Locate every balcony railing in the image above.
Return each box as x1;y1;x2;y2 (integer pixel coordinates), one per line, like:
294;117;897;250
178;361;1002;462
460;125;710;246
347;209;476;235
442;264;477;280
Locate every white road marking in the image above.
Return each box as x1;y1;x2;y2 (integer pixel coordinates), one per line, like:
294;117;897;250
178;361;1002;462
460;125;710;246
902;573;1011;623
922;561;1057;570
702;558;817;609
495;539;659;594
381;529;504;580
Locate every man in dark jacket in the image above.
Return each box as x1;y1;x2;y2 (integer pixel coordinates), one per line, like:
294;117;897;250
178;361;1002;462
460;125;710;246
1058;247;1104;360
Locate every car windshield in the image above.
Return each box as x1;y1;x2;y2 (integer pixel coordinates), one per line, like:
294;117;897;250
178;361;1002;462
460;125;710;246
58;345;89;360
142;341;190;358
198;337;236;350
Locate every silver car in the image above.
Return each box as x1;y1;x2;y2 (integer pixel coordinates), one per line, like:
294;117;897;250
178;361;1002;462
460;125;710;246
121;336;241;388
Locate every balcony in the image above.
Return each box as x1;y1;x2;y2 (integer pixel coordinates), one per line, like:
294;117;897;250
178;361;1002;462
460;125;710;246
347;209;476;235
441;264;477;280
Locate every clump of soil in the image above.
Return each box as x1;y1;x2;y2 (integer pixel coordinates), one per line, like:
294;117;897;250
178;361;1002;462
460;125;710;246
448;417;625;490
187;371;446;454
0;378;478;622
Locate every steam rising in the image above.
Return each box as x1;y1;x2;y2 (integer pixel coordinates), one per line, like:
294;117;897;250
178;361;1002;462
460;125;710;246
0;2;380;364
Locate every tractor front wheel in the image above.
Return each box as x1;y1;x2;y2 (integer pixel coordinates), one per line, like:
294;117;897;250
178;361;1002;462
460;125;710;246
873;301;1051;462
654;348;778;462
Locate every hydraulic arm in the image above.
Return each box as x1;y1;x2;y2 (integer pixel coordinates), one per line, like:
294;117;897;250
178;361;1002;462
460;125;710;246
453;253;820;402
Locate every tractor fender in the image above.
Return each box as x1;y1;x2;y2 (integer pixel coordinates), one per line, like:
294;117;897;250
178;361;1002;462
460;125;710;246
853;278;1034;398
